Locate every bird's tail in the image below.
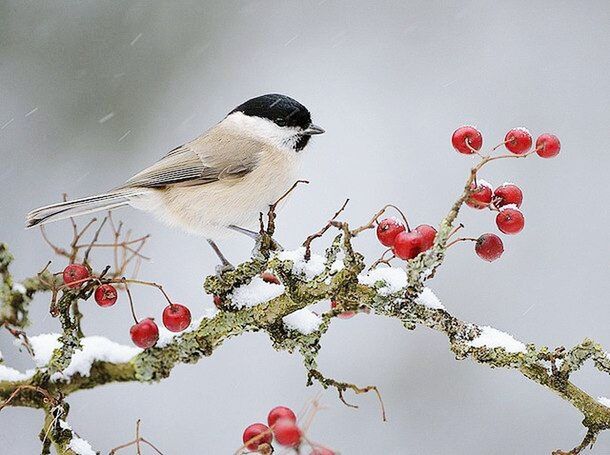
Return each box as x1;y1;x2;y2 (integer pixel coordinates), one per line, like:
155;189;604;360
25;190;138;228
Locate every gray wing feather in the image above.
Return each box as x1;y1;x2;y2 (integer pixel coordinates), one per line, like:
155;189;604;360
120;127;261;189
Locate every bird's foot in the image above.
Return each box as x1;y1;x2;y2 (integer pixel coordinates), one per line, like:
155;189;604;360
252;233;283;261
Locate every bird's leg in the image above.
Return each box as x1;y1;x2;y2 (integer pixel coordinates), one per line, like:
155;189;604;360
206;239;234;273
228;225;283;259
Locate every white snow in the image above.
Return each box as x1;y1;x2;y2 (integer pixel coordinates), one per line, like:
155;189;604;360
50;336;141;382
29;333;61;366
59;420;72;431
68;436;96;455
329;258;344;274
229;276;285;308
0;364;35;381
12;283;26;294
598;397;610;408
499;204;519;211
157;309;217;348
469;326;526;354
358;267;407;295
277;248;326;279
415;287;445;310
282;308;322;335
501;181;517;187
28;333;140;381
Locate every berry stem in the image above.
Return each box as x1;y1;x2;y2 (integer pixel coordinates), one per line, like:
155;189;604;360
465;138;485;157
446;237;478;249
492;139;511;151
447;223;465;240
122;278;139;324
352;203;411;235
120;278;174;307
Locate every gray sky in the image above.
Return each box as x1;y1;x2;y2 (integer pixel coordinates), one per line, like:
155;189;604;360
1;1;609;453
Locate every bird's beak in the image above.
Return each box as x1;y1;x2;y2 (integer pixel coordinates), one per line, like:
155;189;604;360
303;124;325;135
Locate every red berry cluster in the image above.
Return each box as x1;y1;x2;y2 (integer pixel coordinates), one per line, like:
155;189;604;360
61;263;192;349
242;405;331;454
376;218;437;261
452;126;560;158
451;125;561;262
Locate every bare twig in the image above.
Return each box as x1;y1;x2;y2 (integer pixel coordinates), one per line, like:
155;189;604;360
109;420;165;455
303;198;349;260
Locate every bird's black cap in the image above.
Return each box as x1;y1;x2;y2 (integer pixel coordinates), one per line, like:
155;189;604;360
230;94;312;130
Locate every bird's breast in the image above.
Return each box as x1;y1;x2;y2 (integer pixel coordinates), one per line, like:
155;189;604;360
154;146;302;238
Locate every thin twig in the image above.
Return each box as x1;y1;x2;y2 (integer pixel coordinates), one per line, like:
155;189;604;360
303;199;349;260
83;217;108;264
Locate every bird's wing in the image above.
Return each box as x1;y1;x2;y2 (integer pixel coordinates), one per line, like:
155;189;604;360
120;128;262;189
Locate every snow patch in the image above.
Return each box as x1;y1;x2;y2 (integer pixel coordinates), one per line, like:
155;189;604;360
12;283;26;294
0;364;35;381
329;258;344;274
29;333;61;366
59;420;72;431
416;288;445;310
469;326;526;354
282;308;322;335
358;267;407;295
68;436;96;455
50;336;141;382
229;276;285;308
499;204;519;211
29;333;140;381
277;247;326;279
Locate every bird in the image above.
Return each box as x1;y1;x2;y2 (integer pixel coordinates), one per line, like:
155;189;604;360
26;93;324;269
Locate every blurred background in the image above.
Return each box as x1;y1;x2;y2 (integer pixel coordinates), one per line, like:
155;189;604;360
1;1;609;453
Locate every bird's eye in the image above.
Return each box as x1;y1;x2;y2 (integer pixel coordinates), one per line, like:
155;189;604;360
275;118;287;127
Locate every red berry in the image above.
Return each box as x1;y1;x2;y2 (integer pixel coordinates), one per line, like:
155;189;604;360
94;284;117;307
213;295;223;309
62;264;90;288
242;423;273;451
466;181;493;209
261;271;280;285
311;448;335;455
475;234;504;262
495;207;525;234
376;218;406;247
393;230;424;260
504;128;532;154
415;224;437;251
331;300;355;319
493;183;523;208
535;133;561;158
273;419;302;447
451;126;483;154
162;304;192;332
268;406;297;427
129;318;159;349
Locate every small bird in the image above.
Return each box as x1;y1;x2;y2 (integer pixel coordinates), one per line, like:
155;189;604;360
26;93;324;268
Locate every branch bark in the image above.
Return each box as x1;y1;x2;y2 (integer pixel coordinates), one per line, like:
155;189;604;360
1;157;607;454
